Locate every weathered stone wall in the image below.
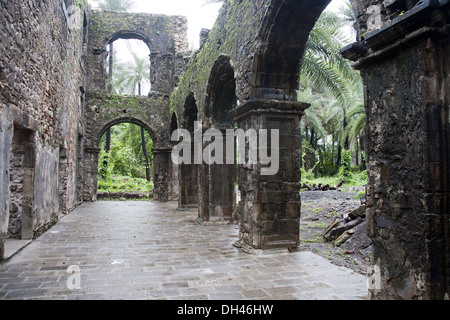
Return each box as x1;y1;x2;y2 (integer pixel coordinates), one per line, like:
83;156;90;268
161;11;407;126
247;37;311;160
171;0;270;120
84;10;189;202
0;117;11;258
8;128;35;240
87;10;188;94
0;0;88;258
342;0;450;299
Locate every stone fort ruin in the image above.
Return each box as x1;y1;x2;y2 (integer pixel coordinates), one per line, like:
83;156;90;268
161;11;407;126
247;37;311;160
0;0;449;299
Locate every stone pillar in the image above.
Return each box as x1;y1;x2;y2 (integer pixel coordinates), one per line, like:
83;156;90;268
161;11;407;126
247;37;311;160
152;148;171;201
83;147;100;202
234;100;309;251
197;127;236;225
341;1;450;299
150;53;174;94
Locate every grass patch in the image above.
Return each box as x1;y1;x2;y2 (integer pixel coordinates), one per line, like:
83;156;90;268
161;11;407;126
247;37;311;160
301;168;368;188
98;175;154;193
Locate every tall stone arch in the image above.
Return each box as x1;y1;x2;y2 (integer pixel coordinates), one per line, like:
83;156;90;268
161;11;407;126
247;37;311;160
197;55;237;225
83;92;171;201
169;112;180;201
177;93;200;210
250;0;331;101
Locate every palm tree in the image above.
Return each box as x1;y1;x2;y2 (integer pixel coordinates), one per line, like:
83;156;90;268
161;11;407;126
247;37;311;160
301;10;358;104
111;50;151;95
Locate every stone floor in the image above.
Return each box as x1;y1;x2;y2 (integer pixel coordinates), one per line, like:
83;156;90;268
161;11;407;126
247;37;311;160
0;201;368;300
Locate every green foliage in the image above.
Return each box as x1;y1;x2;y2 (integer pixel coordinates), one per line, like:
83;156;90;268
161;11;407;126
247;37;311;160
98;139;139;178
110;50;151;95
98;123;154;191
339;149;352;178
299;2;366;181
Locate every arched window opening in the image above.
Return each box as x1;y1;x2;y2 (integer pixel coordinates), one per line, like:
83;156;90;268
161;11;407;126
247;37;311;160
178;94;199;209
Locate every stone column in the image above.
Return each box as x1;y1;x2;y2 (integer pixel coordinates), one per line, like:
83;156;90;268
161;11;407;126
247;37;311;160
234;100;309;252
150;53;174;94
341;1;450;299
82;147;100;202
152;148;171;201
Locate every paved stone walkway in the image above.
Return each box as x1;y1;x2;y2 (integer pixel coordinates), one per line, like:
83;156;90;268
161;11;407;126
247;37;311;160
0;201;368;300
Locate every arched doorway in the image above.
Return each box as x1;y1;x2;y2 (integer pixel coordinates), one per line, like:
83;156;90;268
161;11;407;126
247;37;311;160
169;112;180;200
198;55;237;224
178;93;199;210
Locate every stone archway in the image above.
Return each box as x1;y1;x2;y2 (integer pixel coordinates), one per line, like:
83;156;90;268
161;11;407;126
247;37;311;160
178;93;199;210
250;0;331;101
169;112;180;201
197;55;237;225
83;92;172;202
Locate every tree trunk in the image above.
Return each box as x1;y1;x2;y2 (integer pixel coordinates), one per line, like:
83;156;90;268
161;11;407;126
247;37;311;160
105;128;111;152
310;128;315;148
360;132;367;170
141;126;151;182
331;134;335;166
343;109;349;150
337;144;342;166
108;43;113;93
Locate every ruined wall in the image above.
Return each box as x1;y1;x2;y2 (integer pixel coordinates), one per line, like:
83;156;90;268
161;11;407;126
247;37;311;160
0;0;88;258
171;0;330;115
342;0;450;299
87;10;188;94
84;92;172;201
84;10;189;202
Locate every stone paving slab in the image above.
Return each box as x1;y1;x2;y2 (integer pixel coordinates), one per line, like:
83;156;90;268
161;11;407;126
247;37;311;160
2;239;32;260
0;201;368;300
